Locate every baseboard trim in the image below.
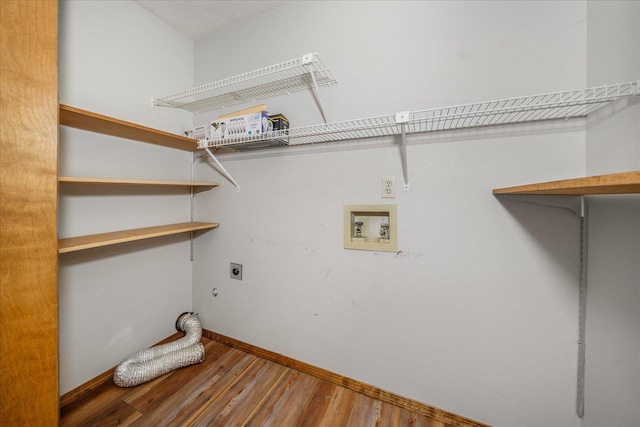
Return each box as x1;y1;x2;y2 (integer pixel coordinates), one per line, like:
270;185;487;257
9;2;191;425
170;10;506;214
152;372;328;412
202;328;489;427
60;330;488;426
59;331;183;407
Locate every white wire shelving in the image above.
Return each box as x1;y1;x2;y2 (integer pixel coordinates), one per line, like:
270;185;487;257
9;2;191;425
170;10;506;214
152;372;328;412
152;53;337;114
194;80;637;190
152;45;638;187
202;81;639;152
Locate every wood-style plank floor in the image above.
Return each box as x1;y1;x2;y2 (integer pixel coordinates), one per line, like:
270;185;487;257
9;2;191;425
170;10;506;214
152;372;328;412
60;337;456;426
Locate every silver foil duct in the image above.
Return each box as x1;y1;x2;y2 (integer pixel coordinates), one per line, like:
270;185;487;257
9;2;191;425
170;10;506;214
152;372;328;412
113;312;205;387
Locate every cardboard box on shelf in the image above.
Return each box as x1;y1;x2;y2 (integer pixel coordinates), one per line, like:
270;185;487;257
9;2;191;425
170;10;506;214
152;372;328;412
211;111;272;140
217;104;267;119
191;123;211;142
269;113;289;131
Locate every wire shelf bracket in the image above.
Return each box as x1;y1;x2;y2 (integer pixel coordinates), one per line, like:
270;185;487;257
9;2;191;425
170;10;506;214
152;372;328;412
152;52;337;117
304;54;329;123
395;111;411;189
204;147;240;191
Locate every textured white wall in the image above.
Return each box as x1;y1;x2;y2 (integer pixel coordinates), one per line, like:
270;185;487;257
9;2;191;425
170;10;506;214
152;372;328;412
192;2;589;425
584;2;640;426
57;0;639;423
58;0;194;394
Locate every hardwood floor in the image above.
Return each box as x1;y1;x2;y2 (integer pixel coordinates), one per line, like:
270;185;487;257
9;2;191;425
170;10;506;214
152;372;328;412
60;336;478;427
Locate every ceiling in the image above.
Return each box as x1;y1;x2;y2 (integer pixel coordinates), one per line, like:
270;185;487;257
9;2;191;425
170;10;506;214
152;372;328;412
134;0;291;41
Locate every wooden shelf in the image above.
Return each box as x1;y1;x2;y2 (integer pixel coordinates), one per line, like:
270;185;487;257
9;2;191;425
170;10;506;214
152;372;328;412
59;104;199;151
57;108;219;254
493;171;640;195
58;222;218;254
59;176;219;191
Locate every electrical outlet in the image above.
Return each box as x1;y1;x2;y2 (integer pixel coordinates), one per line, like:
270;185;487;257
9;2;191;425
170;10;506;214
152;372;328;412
382;176;395;198
230;263;242;280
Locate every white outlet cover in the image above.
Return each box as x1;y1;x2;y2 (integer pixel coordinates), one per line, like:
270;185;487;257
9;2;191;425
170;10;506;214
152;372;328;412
382;176;395;198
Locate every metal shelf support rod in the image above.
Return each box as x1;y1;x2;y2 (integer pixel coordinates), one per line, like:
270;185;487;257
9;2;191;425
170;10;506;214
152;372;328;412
307;63;328;123
190;152;195;261
496;194;588;418
395;112;410;189
577;195;588;418
204;147;240;191
400;124;409;189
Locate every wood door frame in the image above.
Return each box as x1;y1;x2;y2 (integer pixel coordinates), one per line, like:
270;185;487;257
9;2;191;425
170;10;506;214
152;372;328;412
0;1;59;424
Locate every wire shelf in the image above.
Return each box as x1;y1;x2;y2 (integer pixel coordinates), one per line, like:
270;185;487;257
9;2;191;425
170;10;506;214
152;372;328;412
153;53;337;113
203;81;639;152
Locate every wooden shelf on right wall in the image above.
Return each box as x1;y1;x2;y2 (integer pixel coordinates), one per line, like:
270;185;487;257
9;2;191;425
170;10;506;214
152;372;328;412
493;170;640;195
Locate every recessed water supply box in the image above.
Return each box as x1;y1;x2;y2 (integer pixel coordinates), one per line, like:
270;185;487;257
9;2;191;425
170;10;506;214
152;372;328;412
344;204;397;252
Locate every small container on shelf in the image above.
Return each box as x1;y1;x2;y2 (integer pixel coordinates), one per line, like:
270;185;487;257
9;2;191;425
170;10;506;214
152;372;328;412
269;113;289;131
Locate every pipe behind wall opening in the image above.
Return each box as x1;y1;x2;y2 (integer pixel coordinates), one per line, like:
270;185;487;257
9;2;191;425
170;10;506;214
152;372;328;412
113;312;205;387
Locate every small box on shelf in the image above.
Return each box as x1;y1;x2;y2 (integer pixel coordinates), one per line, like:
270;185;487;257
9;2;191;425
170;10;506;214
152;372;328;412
211;111;272;140
269;113;289;131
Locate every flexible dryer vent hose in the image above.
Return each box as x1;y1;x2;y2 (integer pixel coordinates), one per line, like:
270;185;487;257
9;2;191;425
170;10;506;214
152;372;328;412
113;312;205;387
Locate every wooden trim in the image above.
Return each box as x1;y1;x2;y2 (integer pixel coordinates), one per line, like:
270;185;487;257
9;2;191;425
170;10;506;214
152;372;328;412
493;170;640;195
0;1;59;424
59;222;219;253
202;329;490;427
59;332;183;407
59;104;199;151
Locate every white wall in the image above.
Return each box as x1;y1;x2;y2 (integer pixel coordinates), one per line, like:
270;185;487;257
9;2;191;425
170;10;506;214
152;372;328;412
56;1;639;424
192;2;589;425
584;2;640;426
58;0;194;394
